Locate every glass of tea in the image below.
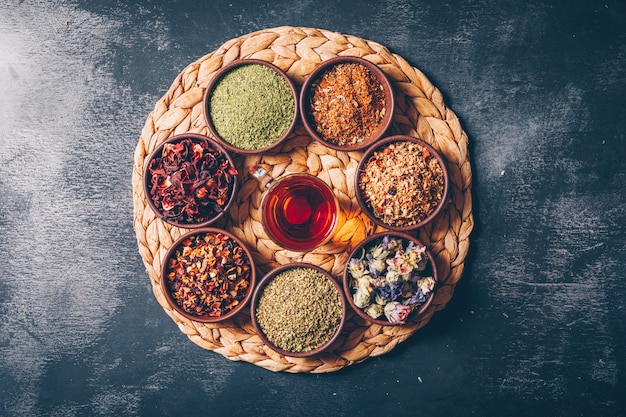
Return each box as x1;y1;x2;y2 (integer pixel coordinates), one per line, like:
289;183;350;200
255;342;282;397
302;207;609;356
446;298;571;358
251;166;339;251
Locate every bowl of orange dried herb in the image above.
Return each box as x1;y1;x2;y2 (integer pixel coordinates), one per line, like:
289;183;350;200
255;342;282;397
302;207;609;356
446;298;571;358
356;135;449;231
300;56;394;151
161;228;256;323
143;133;238;228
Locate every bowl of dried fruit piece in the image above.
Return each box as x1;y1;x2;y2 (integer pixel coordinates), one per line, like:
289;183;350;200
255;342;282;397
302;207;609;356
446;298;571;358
250;263;346;357
299;56;394;151
143;133;238;228
356;135;449;231
160;228;256;323
343;232;438;326
203;59;299;155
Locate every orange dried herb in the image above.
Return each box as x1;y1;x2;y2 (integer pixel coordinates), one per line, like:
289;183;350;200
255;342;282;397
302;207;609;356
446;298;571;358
165;232;252;317
308;62;386;146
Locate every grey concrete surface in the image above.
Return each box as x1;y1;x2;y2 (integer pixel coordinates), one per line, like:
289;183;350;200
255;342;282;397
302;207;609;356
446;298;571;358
1;1;625;416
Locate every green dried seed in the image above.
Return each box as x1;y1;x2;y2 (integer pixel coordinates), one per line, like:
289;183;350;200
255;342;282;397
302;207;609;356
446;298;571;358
255;267;343;353
208;63;295;150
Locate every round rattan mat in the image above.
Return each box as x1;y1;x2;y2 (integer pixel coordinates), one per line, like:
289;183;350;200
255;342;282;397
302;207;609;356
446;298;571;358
132;26;473;373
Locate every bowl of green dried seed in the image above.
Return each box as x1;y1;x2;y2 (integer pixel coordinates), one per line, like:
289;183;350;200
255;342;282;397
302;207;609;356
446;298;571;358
203;59;299;155
250;263;346;357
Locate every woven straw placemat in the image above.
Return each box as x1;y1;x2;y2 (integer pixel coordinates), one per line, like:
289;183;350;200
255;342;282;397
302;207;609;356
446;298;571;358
132;26;473;373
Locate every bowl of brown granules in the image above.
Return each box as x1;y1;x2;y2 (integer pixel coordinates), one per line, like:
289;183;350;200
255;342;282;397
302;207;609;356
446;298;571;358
160;228;256;323
299;56;394;151
203;59;299;155
356;135;449;231
251;263;346;358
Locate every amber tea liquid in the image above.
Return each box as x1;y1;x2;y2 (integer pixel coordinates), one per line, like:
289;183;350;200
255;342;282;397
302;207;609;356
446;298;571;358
261;175;338;251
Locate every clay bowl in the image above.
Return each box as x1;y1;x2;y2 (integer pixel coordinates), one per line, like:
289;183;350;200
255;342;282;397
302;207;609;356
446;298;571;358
160;228;256;323
299;56;394;151
143;133;238;229
203;58;299;155
250;263;346;358
356;135;449;231
343;232;438;326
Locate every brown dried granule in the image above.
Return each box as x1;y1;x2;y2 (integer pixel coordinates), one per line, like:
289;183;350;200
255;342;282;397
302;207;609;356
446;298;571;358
308;62;386;146
359;141;445;227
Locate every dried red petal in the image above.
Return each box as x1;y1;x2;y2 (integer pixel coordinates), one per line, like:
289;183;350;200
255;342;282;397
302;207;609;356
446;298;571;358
148;138;237;224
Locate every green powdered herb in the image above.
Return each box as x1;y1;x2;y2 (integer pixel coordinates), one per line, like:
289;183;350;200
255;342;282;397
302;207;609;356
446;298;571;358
255;267;343;353
208;63;295;150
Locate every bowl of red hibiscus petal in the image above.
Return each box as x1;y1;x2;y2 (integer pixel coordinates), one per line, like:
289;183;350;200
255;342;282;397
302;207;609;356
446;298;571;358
356;135;448;231
203;59;299;155
251;263;346;357
300;56;394;151
161;228;256;323
343;232;438;326
143;133;238;228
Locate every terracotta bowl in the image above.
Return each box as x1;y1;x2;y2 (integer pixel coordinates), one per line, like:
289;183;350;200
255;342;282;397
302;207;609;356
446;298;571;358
299;56;394;151
143;133;238;228
356;135;449;231
343;232;438;326
160;228;256;323
250;263;346;358
203;58;299;155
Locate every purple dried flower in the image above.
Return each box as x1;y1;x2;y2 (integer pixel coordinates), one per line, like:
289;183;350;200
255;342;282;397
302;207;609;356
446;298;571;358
376;284;392;300
390;280;404;301
405;288;428;305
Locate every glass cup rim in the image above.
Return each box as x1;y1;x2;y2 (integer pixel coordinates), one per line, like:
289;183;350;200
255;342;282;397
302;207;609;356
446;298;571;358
259;173;339;251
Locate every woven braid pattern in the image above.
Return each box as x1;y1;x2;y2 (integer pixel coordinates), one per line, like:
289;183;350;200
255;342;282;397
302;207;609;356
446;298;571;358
132;26;473;373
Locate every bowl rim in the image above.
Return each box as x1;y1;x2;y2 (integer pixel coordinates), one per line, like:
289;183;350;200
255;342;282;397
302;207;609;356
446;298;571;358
142;133;238;229
355;134;449;231
299;55;395;152
342;231;438;326
250;262;347;358
203;58;299;155
160;227;257;323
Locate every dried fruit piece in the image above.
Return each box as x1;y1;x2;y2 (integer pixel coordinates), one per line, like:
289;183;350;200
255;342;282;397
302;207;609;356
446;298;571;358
165;231;252;318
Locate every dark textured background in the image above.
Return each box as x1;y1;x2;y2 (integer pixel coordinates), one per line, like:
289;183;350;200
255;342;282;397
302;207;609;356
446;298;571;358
1;1;624;416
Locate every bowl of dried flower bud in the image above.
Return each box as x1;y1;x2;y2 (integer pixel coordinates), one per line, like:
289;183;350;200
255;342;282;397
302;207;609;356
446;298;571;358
343;232;438;326
356;135;449;231
160;228;256;323
203;59;299;155
143;133;238;228
299;56;395;151
251;263;346;357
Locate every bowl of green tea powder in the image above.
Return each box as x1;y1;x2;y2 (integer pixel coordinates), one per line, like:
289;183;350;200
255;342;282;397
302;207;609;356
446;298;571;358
204;59;298;154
